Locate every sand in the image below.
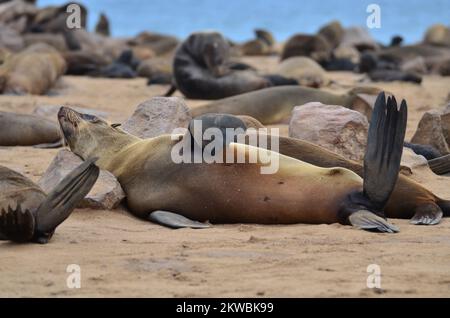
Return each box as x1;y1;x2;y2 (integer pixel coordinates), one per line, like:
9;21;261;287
0;56;450;297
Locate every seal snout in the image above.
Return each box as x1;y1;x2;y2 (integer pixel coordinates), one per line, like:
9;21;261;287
58;107;80;126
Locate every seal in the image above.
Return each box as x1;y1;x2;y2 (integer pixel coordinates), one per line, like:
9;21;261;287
59;93;412;233
168;31;297;100
0;158;99;244
191;85;378;124
0;111;62;148
193;113;450;225
0;43;66;95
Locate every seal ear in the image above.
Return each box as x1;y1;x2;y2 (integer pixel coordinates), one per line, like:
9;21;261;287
34;158;99;237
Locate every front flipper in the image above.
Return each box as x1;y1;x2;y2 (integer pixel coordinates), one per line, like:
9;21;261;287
339;92;407;233
349;210;399;233
148;211;210;229
0;205;35;242
33;140;63;149
35;158;99;239
410;203;443;225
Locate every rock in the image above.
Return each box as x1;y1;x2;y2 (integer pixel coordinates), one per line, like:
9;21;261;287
38;149;125;210
401;147;428;173
341;27;379;50
289;102;369;161
424;24;450;47
122;97;192;139
33;104;109;121
401;56;428;74
411;110;450;155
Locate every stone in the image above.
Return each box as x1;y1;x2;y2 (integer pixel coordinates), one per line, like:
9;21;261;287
341;27;379;50
411;110;450;155
289;102;369;161
38;149;125;210
424;24;450;47
122;97;192;139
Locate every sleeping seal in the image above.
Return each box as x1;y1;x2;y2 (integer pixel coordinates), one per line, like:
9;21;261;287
59;93;410;233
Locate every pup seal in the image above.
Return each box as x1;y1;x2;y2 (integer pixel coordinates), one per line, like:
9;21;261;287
168;31;296;100
191;85;378;124
59;93;409;233
0;111;62;147
0;159;99;243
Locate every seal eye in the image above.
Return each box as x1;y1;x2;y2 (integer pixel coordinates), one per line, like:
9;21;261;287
81;113;100;123
111;123;121;128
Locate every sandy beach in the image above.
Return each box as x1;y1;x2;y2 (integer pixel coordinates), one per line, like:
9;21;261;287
1;55;449;297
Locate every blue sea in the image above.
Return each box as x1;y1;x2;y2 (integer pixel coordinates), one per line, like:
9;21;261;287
37;0;450;45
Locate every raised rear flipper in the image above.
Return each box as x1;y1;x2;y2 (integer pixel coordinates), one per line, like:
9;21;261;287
339;92;407;233
149;211;210;229
34;158;100;243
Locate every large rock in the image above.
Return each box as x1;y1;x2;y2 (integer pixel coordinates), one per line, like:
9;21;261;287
411;109;450;155
122;97;192;139
341;27;379;50
33;104;109;121
289;102;369;161
424;24;450;47
38;150;125;210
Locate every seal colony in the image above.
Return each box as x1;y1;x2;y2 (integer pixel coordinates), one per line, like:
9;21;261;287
58;92;424;233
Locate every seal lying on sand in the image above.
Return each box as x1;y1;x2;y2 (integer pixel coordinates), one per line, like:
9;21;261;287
0;111;62;147
0;159;99;243
60;93;412;233
191;85;377;124
193;113;450;225
167;31;297;100
0;43;66;95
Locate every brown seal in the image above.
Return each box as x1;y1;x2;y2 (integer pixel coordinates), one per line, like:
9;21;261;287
59;93;411;233
0;111;62;148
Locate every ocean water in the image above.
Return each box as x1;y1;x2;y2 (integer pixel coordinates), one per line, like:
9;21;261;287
37;0;450;44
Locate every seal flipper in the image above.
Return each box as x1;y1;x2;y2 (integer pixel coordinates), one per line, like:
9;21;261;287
0;205;35;242
33;140;64;149
428;154;450;175
163;84;177;97
34;158;99;239
349;210;399;233
339;92;407;233
410;203;443;225
148;211;210;229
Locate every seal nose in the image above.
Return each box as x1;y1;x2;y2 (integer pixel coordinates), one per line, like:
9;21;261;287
58;107;68;119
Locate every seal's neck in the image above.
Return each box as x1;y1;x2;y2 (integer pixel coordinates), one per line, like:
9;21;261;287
74;130;140;168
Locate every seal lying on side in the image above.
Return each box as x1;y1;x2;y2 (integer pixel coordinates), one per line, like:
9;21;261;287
191;85;377;124
167;31;297;100
194;113;450;225
0;111;62;147
59;93;408;233
0;43;66;95
0;159;99;243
